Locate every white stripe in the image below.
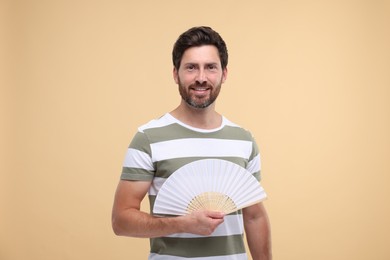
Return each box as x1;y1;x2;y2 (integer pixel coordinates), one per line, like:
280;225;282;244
149;253;247;260
123;148;154;171
150;139;252;162
247;154;261;174
149;177;165;195
165;214;244;238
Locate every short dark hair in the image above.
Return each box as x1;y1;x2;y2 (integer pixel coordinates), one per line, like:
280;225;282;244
172;26;228;70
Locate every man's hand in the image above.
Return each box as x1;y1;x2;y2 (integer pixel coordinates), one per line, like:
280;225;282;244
180;211;225;236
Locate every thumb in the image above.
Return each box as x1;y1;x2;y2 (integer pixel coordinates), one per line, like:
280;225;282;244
205;211;225;219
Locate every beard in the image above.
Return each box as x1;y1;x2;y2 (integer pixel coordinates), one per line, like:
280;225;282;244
178;79;222;109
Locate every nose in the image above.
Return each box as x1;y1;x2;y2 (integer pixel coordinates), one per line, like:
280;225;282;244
195;69;207;85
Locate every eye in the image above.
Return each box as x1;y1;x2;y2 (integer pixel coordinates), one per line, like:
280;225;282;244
207;64;218;70
186;64;196;71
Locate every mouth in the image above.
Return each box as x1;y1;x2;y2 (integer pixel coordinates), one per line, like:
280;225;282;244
191;89;210;98
192;87;208;91
190;84;211;94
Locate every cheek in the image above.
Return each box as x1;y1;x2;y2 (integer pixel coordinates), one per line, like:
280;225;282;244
210;74;224;84
178;74;194;85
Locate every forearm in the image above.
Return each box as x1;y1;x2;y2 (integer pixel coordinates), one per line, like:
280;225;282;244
245;216;272;260
112;208;225;238
244;204;272;260
112;208;186;238
112;181;225;238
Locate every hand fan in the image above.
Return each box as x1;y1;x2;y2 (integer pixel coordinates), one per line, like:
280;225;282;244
153;159;267;216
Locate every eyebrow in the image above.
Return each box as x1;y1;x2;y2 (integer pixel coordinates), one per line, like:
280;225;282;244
183;62;220;66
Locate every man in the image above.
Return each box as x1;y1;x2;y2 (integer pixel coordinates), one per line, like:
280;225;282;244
112;26;272;260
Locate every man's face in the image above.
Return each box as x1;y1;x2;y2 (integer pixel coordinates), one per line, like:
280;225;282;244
173;45;227;109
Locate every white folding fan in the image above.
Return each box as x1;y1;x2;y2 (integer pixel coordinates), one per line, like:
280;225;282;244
153;159;267;216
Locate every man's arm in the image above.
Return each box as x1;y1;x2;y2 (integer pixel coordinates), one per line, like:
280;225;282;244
111;180;225;238
243;202;272;260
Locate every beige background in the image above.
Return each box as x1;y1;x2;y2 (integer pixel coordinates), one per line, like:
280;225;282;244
2;0;390;259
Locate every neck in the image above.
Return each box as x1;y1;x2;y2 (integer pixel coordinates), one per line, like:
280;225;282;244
170;102;222;129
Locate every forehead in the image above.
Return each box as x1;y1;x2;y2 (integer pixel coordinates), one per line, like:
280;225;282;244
181;45;221;64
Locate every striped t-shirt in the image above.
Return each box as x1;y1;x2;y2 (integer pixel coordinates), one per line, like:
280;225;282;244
121;113;262;260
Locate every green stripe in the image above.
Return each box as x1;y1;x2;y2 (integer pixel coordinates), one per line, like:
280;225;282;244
143;124;253;143
121;167;154;181
128;132;151;155
253;170;261;181
250;140;259;161
150;234;246;257
155;157;251;179
121;159;258;181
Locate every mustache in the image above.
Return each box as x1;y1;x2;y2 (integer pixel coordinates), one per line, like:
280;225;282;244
189;82;212;88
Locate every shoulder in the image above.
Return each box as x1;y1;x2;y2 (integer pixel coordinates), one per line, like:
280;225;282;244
222;117;255;140
138;113;175;133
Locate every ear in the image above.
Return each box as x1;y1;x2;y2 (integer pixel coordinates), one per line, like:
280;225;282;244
221;67;228;83
173;67;179;84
